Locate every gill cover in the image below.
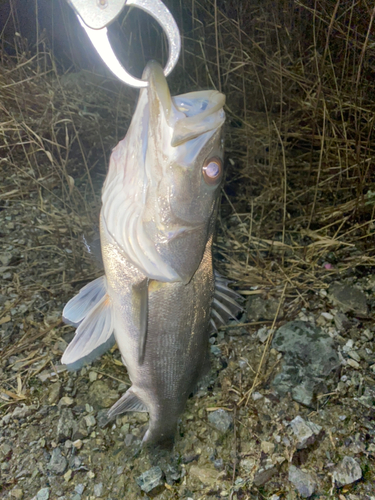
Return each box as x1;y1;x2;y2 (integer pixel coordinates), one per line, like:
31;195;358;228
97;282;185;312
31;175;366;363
101;61;225;283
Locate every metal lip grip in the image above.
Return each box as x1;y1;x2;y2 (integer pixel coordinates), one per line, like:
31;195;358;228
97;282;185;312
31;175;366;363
67;0;181;88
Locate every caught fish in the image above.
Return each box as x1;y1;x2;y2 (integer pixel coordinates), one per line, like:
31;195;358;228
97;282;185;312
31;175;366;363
62;61;241;446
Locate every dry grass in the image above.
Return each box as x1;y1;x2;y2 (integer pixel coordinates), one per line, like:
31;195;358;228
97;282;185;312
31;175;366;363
1;0;375;391
181;0;375;294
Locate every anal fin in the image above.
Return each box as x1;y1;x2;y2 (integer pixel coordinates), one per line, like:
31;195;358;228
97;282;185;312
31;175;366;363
108;388;148;420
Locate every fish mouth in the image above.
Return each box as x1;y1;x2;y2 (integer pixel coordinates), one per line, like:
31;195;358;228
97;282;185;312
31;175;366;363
145;61;225;147
171;91;225;146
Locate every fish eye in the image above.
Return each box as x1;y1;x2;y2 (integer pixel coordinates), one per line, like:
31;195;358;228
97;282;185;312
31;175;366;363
202;157;223;185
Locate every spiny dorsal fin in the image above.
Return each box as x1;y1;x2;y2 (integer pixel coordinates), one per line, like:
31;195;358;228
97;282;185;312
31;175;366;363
211;271;243;331
108;388;148;420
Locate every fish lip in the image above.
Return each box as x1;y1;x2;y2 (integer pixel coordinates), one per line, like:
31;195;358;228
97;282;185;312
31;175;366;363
144;60;173;122
171;91;226;147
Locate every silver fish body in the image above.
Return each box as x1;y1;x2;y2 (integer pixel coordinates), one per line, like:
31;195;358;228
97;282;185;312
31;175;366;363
101;216;215;444
62;61;240;445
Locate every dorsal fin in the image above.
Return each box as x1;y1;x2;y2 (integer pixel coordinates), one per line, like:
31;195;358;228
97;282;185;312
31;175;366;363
210;271;243;331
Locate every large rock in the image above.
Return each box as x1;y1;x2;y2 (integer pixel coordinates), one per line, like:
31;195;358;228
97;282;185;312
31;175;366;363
271;321;341;407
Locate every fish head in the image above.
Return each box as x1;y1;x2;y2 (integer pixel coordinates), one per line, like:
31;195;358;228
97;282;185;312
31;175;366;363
101;61;226;284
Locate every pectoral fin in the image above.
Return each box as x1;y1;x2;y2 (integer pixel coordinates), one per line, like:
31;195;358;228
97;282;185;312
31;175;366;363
63;276;107;326
108;388;148;420
132;278;149;365
62;277;114;370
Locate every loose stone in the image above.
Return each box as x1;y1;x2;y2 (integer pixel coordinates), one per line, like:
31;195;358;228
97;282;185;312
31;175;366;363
94;483;104;497
189;465;219;486
290;416;322;449
136;466;164;494
48;447;68;475
208;409;233;433
328;283;368;317
271;321;341;407
75;484;85;495
288;465;317;498
10;489;23;499
47;382;62;405
34;488;50;500
87;380;119;409
58;396;74;407
333;456;362;487
57;408;75;442
261;441;275;454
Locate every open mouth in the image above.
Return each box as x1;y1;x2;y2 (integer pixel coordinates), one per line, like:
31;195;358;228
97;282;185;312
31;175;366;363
145;61;225;147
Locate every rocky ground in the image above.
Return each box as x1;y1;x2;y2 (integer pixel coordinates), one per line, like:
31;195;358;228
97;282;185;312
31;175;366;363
0;195;374;500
